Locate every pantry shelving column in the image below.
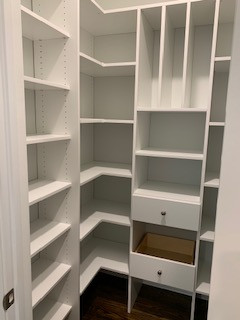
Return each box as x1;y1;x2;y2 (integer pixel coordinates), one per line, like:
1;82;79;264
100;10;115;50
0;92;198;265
79;0;136;296
20;0;80;318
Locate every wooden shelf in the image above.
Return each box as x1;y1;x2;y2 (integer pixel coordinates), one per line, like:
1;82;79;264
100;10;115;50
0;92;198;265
134;180;201;204
32;258;71;309
21;5;69;40
204;172;220;188
80;199;130;241
200;217;215;243
80;238;129;294
209;122;225;127
137;108;207;113
80;162;132;186
80;118;134;124
26;134;71;145
136;148;204;161
215;56;231;72
29;180;71;206
80;52;135;77
24;76;70;91
33;299;72;320
30;219;71;258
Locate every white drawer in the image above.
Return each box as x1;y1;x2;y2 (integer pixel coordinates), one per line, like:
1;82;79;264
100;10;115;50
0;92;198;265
132;195;200;231
130;252;195;292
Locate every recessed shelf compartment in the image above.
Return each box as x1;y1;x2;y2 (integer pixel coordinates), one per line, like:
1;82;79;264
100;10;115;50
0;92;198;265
80;224;129;294
204;172;220;188
214;56;231;72
30;219;71;258
80;52;135;77
136;112;205;160
29;180;71;206
24;76;70;91
33;299;72;320
32;258;71;309
134;157;201;203
196;242;213;296
26;134;71;145
21;5;70;40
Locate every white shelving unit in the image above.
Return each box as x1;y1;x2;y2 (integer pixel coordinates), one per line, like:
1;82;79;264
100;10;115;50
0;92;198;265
7;0;235;319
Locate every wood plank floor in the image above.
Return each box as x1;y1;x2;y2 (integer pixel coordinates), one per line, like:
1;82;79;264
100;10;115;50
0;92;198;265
81;272;208;320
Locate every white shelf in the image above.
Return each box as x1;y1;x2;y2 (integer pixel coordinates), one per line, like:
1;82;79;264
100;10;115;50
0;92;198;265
33;299;72;320
21;6;69;40
136;148;203;161
137;108;207;113
80;199;130;241
80;118;134;124
215;56;231;72
80;238;129;294
80;162;132;186
29;180;72;206
26;134;71;145
209;122;225;127
204;172;220;188
196;260;212;296
134;180;201;204
30;219;71;258
24;76;70;91
80;52;135;77
200;217;215;243
32;258;71;309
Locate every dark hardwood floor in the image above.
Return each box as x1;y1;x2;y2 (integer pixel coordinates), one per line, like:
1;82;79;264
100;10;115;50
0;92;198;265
81;272;208;320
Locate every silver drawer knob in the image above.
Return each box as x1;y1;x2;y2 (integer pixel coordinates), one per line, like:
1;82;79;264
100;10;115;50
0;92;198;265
157;270;162;276
161;211;166;216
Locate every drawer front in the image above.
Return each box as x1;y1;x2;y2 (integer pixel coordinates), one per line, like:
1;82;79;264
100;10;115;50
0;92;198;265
130;253;195;292
132;195;200;231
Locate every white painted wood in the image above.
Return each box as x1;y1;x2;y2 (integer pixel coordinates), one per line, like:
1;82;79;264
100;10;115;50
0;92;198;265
196;242;213;296
80;199;130;240
21;6;70;40
215;58;231;72
33;299;72;320
80;52;136;77
136;148;203;160
80;238;129;294
137;107;207;112
32;258;71;308
208;2;240;316
80;118;134;124
24;76;70;91
30;220;71;257
204;172;220;188
130;252;195;292
132;195;200;231
26;134;71;145
28;180;72;206
80;162;132;186
209;122;225;127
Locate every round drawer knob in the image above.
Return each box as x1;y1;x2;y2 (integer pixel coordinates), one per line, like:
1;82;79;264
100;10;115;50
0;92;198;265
157;270;162;276
161;211;167;216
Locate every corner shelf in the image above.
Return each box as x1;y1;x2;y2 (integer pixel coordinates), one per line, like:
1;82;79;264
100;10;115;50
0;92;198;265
136;148;204;161
21;5;70;40
204;172;220;188
33;299;72;320
30;219;71;258
80;199;130;241
80;52;136;77
80;162;132;186
26;134;71;145
196;260;211;296
134;181;201;204
32;259;71;309
80;118;134;124
29;180;72;206
80;238;129;294
24;76;70;91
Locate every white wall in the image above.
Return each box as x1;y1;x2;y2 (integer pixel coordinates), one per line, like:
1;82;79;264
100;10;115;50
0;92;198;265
208;0;240;318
